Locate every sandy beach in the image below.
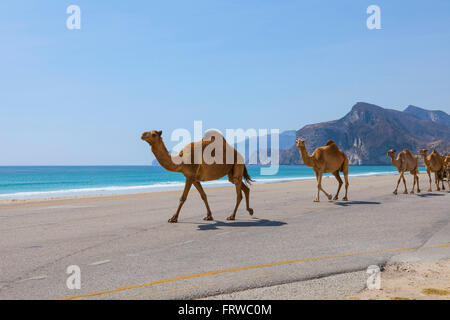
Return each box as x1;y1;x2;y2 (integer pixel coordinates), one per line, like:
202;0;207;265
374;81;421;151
0;173;449;300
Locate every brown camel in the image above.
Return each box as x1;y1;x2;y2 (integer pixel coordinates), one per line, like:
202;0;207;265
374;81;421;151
419;149;445;192
444;154;450;189
387;149;420;194
296;138;349;202
141;130;254;223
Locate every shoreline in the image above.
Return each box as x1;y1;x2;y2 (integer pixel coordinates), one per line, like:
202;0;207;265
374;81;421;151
0;172;424;207
0;169;403;204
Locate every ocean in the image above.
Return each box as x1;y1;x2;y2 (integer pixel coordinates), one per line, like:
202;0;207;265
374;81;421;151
0;165;412;200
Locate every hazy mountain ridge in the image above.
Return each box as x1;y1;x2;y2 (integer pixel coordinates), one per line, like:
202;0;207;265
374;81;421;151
280;102;450;165
404;105;450;126
150;103;449;166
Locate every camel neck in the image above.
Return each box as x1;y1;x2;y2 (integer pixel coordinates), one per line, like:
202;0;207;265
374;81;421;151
421;154;429;166
298;145;314;167
151;142;181;172
389;155;401;168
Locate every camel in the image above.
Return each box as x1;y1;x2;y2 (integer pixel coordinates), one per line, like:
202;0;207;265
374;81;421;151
296;138;349;202
141;130;254;223
387;149;420;194
444;154;450;189
419;149;445;192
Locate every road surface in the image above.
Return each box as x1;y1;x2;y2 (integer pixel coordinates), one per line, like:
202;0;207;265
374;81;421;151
0;174;449;299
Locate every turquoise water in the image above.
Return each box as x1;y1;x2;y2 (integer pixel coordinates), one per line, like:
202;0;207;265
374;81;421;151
0;165;414;200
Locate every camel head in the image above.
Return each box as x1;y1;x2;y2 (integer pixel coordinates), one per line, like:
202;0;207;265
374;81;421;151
445;154;450;166
431;149;440;156
296;138;306;148
419;149;428;157
141;130;163;146
387;149;396;158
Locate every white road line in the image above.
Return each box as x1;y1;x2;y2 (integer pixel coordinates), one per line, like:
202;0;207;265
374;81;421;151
126;253;140;257
167;240;195;248
89;259;111;266
129;240;197;257
19;275;48;282
215;231;233;236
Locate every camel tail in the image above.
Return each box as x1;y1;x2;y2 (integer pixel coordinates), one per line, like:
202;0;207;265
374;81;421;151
243;166;255;185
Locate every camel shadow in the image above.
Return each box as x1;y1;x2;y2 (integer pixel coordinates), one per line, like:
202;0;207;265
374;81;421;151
415;193;445;198
197;218;287;231
334;201;381;207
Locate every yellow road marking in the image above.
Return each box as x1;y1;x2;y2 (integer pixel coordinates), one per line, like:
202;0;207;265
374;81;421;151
57;248;399;300
58;243;450;300
384;248;414;252
435;244;450;249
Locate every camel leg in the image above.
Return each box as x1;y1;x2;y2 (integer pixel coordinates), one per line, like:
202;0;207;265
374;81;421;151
410;171;416;194
315;172;332;202
434;171;440;191
441;169;446;190
416;171;420;193
193;182;213;221
332;171;343;200
393;172;403;195
314;170;320;202
401;172;408;194
447;168;450;190
227;179;243;221
168;179;193;223
426;169;432;192
241;183;254;216
342;166;349;201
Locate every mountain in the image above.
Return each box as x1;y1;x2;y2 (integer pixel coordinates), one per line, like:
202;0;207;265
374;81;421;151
241;130;297;164
404;105;450;126
280;102;450;165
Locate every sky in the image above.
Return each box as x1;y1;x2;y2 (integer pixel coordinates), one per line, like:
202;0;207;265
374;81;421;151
0;0;449;165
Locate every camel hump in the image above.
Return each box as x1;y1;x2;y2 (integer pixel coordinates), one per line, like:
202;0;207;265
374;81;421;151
402;149;413;156
203;130;225;142
325;140;340;152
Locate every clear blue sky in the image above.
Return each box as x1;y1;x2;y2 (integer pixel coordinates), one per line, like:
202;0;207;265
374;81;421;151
1;0;449;165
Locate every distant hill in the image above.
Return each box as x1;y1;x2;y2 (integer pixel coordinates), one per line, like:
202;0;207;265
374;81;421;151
280;102;450;165
239;130;297;164
404;105;450;126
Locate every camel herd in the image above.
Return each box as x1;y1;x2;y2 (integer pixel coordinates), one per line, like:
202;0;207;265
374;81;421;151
142;130;449;223
387;148;449;194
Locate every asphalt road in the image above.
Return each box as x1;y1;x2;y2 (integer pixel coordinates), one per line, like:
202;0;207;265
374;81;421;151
0;174;449;299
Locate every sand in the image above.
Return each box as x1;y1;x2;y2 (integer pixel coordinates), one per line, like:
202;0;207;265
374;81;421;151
350;259;450;300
